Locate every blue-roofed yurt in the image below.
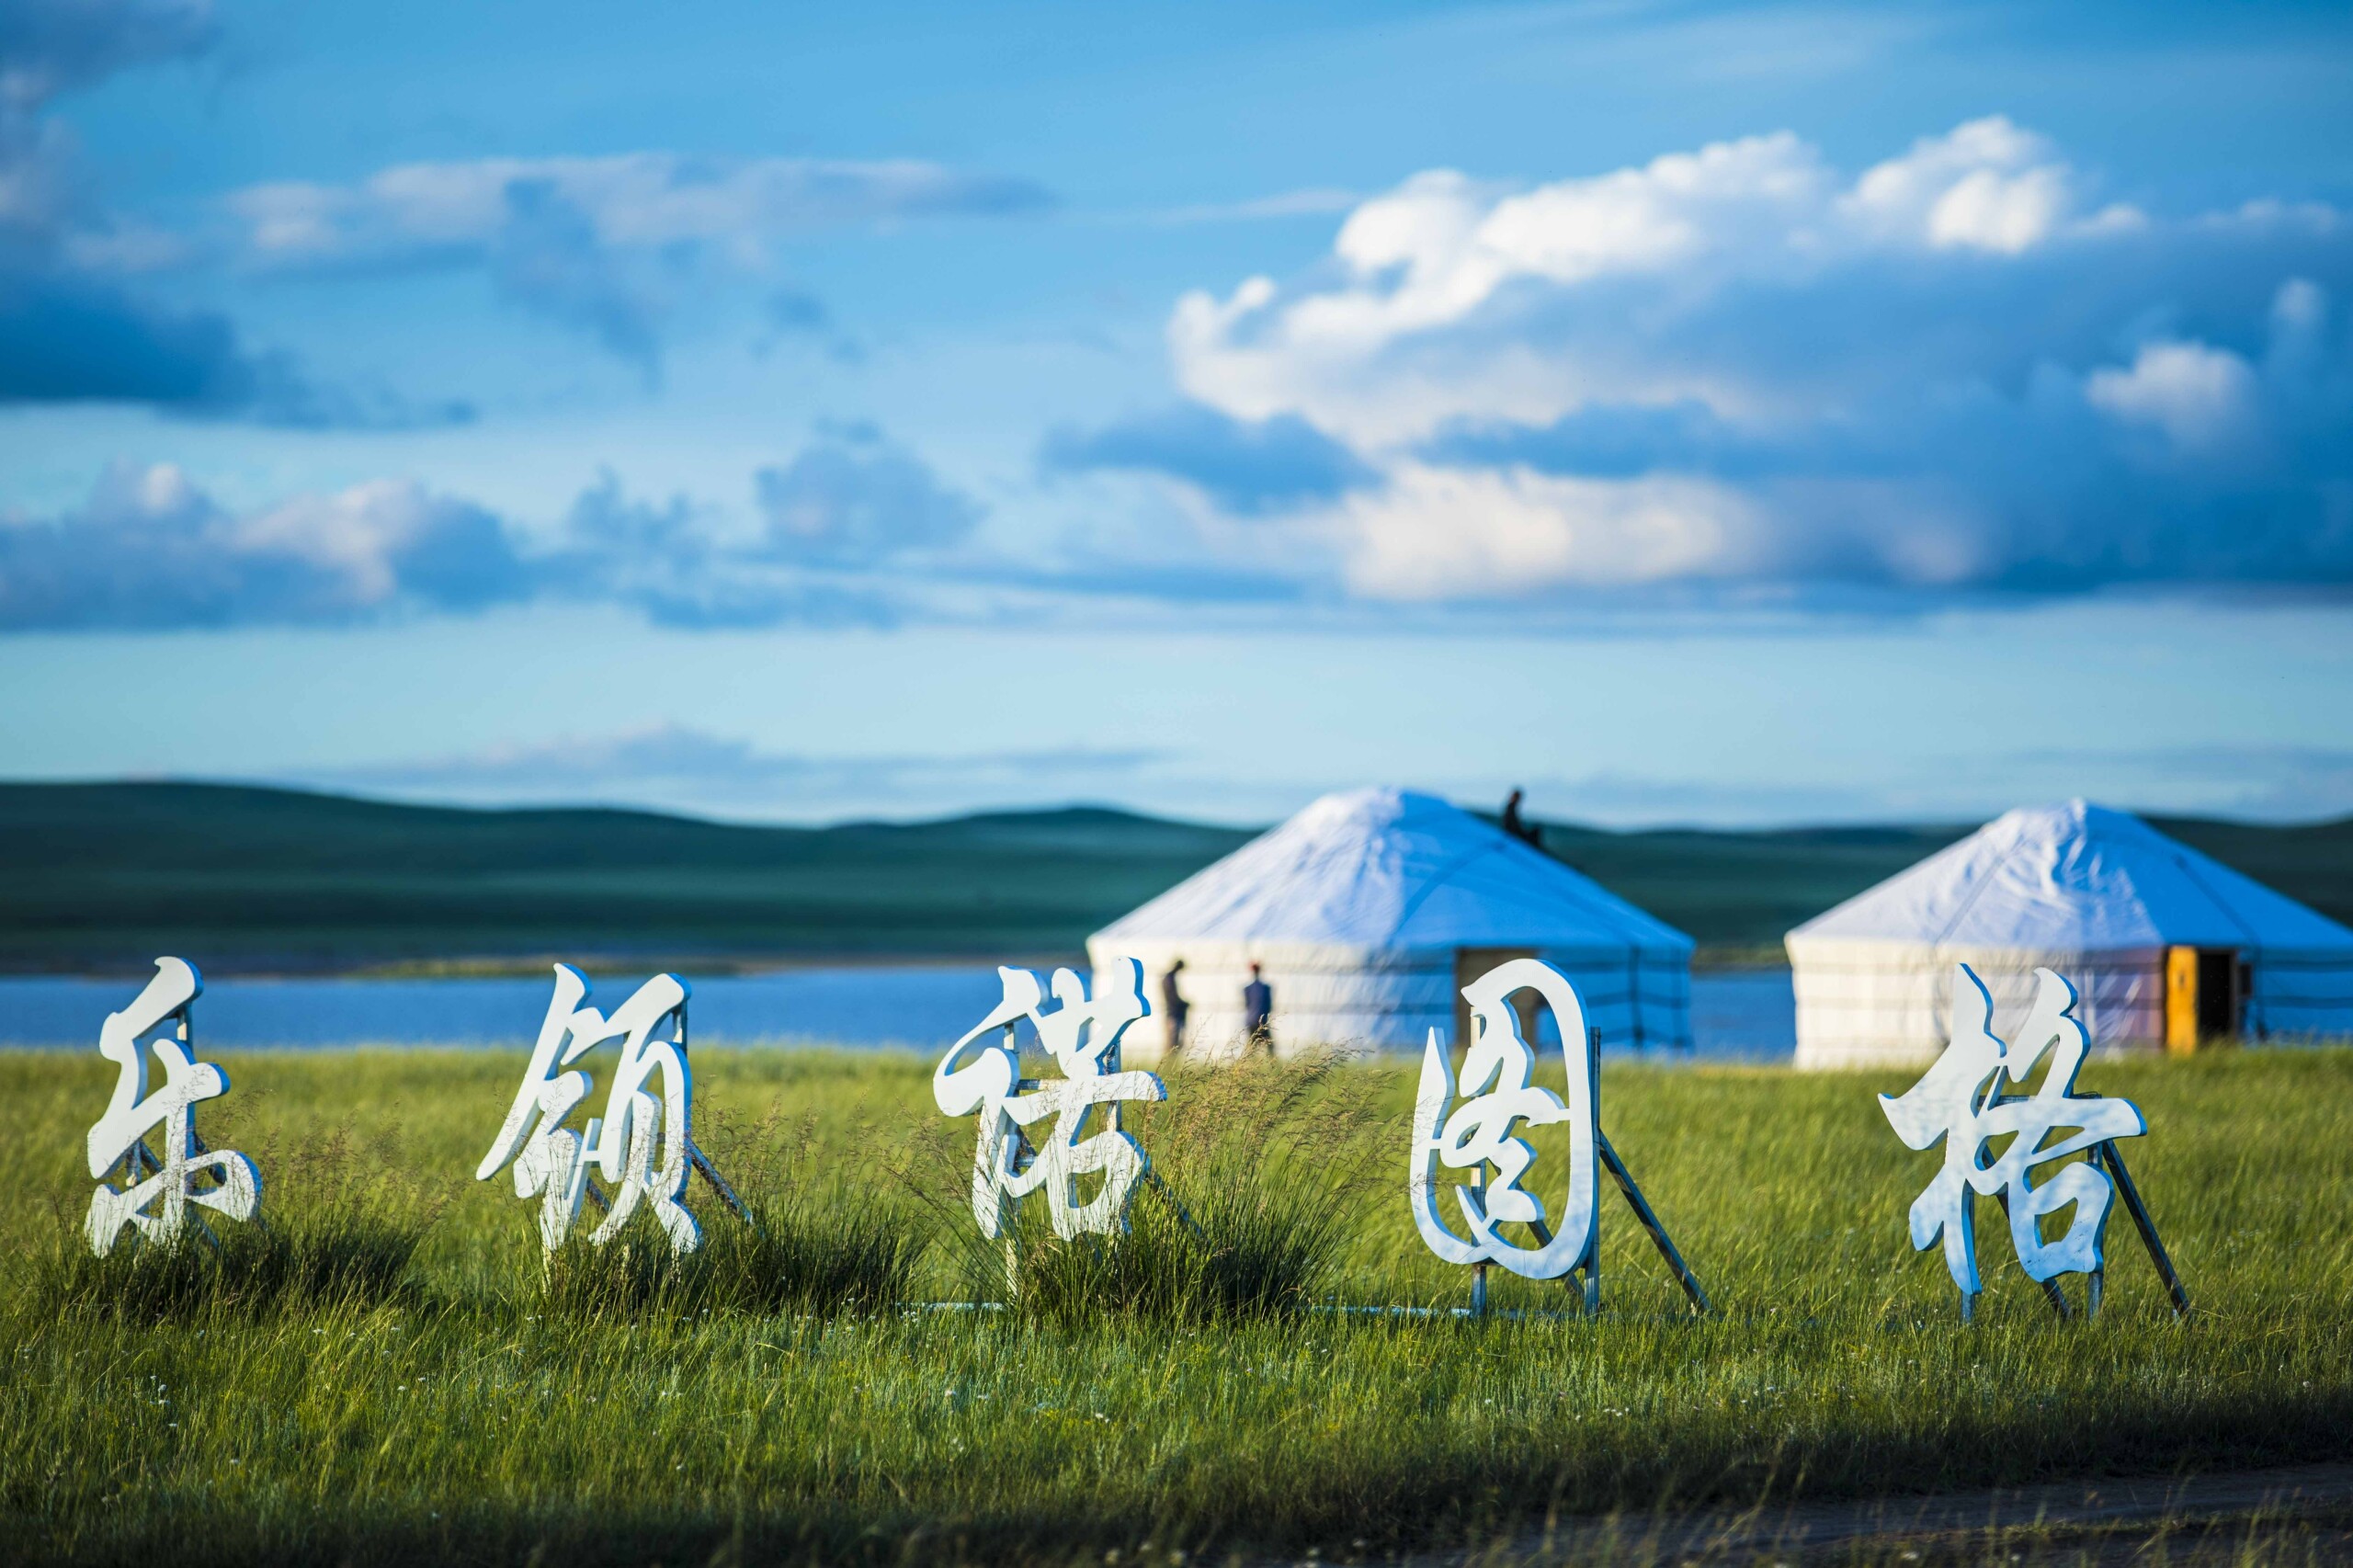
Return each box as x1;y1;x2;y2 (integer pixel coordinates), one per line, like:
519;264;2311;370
1787;799;2353;1068
1088;787;1693;1060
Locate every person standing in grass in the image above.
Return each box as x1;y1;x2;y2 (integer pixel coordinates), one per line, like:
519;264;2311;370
1160;959;1190;1060
1243;961;1274;1054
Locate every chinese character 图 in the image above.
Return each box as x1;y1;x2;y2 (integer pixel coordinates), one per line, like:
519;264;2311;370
1409;957;1597;1280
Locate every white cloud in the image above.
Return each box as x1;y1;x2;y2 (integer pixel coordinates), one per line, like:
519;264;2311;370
1170;137;1837;447
1170;116;2140;450
2086;340;2260;453
1840;117;2086;255
0;462;526;629
230;153;1047;269
1135;116;2353;603
1329;464;1761;599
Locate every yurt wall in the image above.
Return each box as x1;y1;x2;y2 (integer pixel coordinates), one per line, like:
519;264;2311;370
1094;939;1691;1061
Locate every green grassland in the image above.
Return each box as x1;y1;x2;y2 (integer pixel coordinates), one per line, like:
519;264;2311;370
6;780;2352;972
3;1046;2349;1565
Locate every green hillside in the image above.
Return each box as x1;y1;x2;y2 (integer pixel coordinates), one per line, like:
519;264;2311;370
0;783;1255;973
0;781;2346;973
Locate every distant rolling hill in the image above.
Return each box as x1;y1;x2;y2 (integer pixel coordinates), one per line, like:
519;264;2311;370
0;781;2346;973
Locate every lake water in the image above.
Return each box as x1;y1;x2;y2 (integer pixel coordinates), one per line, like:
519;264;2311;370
0;965;1797;1062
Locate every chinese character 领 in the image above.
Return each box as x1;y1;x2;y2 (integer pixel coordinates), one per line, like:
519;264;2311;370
477;964;704;1255
85;958;262;1256
1881;964;2146;1296
1410;958;1597;1279
933;960;1165;1240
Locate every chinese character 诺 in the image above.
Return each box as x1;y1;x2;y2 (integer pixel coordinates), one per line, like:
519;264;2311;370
933;960;1165;1240
1410;957;1597;1279
477;963;704;1255
85;958;262;1256
1881;963;2146;1296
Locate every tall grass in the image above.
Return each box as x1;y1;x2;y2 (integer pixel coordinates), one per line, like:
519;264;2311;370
537;1190;920;1320
29;1119;439;1319
975;1054;1390;1325
2;1046;2349;1566
31;1208;428;1320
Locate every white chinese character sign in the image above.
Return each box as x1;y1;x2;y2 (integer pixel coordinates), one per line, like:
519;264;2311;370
84;958;262;1256
1409;958;1709;1315
934;960;1166;1241
1410;958;1597;1281
479;964;733;1256
1881;963;2188;1319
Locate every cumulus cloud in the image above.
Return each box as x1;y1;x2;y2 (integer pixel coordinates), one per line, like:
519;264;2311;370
1040;403;1375;516
1332;464;1764;599
754;426;983;567
231;153;1050;369
551;470;897;630
2085;340;2261;454
1150;117;2353;602
0;432;984;633
0;462;527;631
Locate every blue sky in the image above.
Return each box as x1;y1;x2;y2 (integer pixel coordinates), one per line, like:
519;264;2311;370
2;0;2349;826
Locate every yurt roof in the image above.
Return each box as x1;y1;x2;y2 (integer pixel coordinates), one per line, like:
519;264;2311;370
1790;799;2353;955
1092;788;1692;954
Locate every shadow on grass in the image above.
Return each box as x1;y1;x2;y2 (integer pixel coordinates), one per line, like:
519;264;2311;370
536;1191;921;1320
33;1208;428;1320
35;1118;442;1319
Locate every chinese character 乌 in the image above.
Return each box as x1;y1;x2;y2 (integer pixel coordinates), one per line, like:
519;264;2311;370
1881;964;2146;1295
477;964;704;1256
933;960;1165;1240
85;958;262;1256
1410;958;1597;1279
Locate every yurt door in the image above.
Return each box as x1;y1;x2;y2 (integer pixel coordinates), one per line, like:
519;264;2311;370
1455;947;1538;1046
2165;946;2243;1052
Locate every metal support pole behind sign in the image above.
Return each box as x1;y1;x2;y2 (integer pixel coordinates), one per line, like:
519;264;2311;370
2096;1139;2191;1319
676;997;756;1230
1596;1131;1711;1314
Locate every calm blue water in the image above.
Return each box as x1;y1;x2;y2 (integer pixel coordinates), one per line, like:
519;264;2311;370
0;965;1796;1062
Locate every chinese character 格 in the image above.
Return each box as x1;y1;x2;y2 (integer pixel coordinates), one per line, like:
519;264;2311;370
1880;964;2146;1297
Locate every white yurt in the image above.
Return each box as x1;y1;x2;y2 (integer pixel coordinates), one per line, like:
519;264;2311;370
1088;787;1694;1059
1787;798;2353;1069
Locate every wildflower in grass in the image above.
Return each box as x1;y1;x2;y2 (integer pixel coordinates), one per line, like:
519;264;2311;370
1881;964;2146;1293
934;960;1165;1239
83;957;261;1256
477;964;706;1255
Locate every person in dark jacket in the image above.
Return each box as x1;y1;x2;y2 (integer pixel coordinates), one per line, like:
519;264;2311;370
1242;961;1274;1053
1501;787;1542;849
1160;959;1189;1060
